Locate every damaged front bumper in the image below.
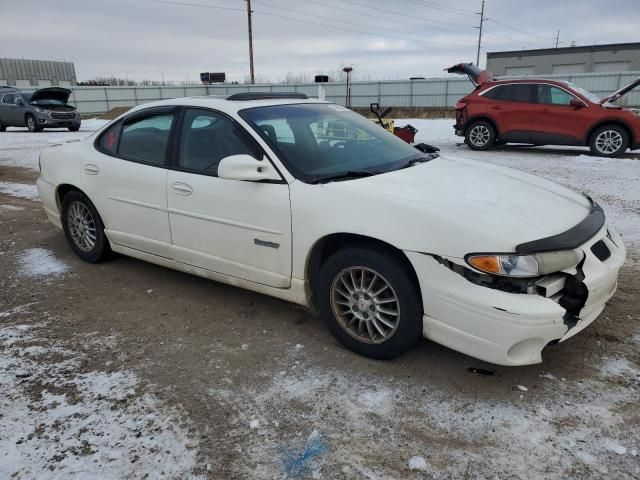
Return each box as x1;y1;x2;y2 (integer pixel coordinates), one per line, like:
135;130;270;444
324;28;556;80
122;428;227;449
405;226;625;366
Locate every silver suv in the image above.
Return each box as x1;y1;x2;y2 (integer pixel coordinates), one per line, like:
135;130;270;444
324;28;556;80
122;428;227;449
0;86;81;132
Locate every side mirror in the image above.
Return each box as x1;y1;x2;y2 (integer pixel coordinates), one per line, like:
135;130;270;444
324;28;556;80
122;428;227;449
15;98;24;106
217;154;281;182
570;98;586;108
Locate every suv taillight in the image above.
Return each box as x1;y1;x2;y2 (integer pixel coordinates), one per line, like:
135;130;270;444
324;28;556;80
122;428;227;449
455;101;467;110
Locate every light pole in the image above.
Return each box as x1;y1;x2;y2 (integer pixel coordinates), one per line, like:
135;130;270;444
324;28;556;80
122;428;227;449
159;71;165;86
343;66;353;108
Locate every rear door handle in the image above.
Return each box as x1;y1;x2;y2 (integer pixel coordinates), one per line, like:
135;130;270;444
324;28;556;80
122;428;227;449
172;182;193;196
490;105;501;110
83;164;99;175
539;108;549;113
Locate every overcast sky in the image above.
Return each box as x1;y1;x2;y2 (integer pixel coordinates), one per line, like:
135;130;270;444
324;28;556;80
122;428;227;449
1;0;638;83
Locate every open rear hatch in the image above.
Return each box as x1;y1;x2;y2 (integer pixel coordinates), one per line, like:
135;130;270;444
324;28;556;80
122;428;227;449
446;63;494;86
599;78;640;104
29;87;72;105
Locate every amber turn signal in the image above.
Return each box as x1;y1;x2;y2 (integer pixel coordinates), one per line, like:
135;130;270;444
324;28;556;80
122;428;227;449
467;255;501;274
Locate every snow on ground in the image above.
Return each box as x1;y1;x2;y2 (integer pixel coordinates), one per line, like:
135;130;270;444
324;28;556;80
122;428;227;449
17;248;69;278
0;181;39;200
0;119;108;170
405;118;640;250
0;320;200;479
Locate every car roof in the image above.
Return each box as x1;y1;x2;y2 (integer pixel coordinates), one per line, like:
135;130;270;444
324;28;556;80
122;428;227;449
126;96;330;116
483;78;571;87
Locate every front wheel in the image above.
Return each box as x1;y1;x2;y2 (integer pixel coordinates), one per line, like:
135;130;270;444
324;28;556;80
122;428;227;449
26;114;42;132
0;120;6;132
465;120;496;150
61;190;111;263
317;246;423;359
589;125;629;157
68;125;80;132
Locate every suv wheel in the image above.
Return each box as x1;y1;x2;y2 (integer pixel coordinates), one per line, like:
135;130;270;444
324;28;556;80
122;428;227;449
26;114;42;132
61;190;111;263
589;125;629;157
68;125;80;132
465;120;496;150
0;121;5;132
317;246;422;359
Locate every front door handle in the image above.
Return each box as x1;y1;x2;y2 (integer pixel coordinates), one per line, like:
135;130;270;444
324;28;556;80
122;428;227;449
538;108;549;113
172;182;193;196
83;164;99;175
490;105;501;110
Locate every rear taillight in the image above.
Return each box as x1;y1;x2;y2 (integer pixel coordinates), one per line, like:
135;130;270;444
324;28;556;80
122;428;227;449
455;101;467;110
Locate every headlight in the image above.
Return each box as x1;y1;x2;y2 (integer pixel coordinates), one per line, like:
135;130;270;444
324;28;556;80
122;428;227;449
34;107;49;113
466;250;584;278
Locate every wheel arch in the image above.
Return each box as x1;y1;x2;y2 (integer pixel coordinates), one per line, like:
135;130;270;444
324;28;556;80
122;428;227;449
304;233;421;313
465;115;501;138
586;120;634;146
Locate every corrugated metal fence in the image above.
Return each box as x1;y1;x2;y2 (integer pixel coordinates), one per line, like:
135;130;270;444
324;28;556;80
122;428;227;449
67;71;640;115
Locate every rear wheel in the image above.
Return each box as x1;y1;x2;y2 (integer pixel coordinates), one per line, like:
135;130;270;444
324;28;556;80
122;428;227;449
0;119;5;132
589;124;629;157
317;246;423;359
26;114;42;132
465;120;496;150
61;190;111;263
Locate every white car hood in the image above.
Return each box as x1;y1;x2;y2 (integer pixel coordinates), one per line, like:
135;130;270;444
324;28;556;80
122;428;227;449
314;155;592;257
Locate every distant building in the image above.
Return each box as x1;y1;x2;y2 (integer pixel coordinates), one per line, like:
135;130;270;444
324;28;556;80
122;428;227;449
487;42;640;76
0;58;77;88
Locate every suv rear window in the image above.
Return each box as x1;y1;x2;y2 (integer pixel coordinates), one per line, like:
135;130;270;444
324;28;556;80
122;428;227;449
483;84;534;103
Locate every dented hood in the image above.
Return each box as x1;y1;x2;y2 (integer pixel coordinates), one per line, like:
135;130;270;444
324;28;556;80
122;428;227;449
319;156;593;257
446;63;494;85
29;87;72;104
599;78;640;104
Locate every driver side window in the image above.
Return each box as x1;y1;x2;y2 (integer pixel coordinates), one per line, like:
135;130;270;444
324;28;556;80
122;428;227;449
178;108;260;176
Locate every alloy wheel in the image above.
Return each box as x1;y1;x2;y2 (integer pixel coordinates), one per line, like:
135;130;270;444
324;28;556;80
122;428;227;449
67;201;96;252
469;125;491;147
330;266;400;344
27;116;35;131
595;130;623;155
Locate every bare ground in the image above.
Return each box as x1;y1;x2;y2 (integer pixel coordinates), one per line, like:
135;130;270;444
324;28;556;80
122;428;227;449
1;165;639;479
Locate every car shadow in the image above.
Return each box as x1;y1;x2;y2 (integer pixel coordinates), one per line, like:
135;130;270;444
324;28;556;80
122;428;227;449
454;142;640;159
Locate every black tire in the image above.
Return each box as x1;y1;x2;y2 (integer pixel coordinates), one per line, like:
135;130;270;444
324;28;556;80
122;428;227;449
0;120;6;132
465;120;496;151
68;125;80;132
61;190;111;263
25;114;42;132
589;124;629;158
317;246;423;360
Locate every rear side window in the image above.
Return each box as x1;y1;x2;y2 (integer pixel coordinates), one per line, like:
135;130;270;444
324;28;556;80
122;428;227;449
119;113;174;165
1;94;15;104
97;122;121;155
483;84;534;103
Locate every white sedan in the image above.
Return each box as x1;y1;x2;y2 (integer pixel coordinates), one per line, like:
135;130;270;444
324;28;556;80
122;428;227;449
36;93;625;365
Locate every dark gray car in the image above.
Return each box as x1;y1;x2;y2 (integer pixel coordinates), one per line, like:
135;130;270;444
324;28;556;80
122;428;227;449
0;86;81;132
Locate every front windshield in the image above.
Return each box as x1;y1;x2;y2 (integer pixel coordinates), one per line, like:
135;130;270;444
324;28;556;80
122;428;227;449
239;103;429;182
566;82;601;103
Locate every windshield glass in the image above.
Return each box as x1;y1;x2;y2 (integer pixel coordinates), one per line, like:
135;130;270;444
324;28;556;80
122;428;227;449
239;103;430;182
565;82;601;103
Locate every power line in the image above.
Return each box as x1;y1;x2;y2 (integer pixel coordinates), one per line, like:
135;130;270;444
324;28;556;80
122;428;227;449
148;0;243;12
486;18;553;42
403;0;478;18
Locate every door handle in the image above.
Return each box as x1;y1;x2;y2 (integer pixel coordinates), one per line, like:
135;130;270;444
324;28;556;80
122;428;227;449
539;108;549;113
172;182;193;196
83;164;99;175
490;105;501;110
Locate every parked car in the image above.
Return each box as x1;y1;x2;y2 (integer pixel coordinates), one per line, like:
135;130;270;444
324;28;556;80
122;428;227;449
36;93;625;366
447;63;640;157
0;86;81;132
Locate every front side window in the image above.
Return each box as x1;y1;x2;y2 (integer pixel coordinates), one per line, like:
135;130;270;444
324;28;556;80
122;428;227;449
537;85;574;105
178;108;260;175
483;84;534;103
240;103;429;182
119;113;174;165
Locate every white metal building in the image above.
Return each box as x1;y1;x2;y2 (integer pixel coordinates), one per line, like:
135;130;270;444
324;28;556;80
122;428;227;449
0;58;77;88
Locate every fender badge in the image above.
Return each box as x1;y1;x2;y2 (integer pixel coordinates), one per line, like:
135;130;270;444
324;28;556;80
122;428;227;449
254;239;280;249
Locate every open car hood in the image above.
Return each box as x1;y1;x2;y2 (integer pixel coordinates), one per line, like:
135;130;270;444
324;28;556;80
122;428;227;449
29;87;72;104
446;62;494;85
599;78;640;104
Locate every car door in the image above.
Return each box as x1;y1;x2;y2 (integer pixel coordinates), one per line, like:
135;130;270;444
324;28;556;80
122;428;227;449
167;107;292;288
531;84;592;145
86;107;176;257
12;94;28;126
480;83;536;142
0;94;18;125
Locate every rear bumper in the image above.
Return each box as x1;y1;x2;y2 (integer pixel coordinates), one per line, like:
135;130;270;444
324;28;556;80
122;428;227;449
405;225;625;366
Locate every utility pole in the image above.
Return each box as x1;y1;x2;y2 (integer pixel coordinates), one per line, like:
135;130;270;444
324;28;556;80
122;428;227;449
555;30;560;48
475;0;485;67
246;0;255;84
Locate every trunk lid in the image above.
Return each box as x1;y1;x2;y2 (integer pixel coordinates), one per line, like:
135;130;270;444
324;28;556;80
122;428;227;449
599;78;640;104
29;87;72;105
446;63;494;85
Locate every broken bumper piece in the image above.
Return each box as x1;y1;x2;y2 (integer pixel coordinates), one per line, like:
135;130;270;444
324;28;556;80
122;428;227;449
404;226;625;366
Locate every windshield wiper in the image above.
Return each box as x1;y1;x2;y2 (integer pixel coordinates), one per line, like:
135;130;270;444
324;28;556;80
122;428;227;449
308;169;380;184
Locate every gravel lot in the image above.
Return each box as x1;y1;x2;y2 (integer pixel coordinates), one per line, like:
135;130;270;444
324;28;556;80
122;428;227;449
1;121;639;479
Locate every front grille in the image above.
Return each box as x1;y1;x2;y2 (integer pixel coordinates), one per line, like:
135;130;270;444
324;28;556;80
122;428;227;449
591;240;611;262
50;112;75;120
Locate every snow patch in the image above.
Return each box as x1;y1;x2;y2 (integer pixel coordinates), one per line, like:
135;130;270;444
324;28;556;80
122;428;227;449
408;455;428;471
603;438;627;455
0;204;24;211
0;182;39;200
17;248;69;277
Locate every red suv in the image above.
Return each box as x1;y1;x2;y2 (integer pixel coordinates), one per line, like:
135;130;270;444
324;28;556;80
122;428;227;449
448;63;640;157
